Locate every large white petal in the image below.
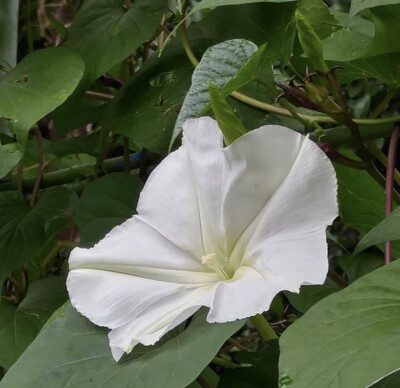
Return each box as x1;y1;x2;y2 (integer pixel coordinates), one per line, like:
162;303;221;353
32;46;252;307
108;303;201;361
221;125;304;256
137;117;229;261
207;266;284;323
244;230;331;288
67;268;215;361
136;140;205;260
182;117;226;257
181;120;305;259
68;215;219;360
234;135;338;287
108;289;211;360
69;216;212;275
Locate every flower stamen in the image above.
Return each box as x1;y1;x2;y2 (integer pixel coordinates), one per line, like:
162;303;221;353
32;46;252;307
201;253;231;280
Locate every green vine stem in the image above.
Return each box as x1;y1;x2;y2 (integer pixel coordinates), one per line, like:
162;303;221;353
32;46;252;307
250;314;278;341
318;124;397;145
337;117;396;204
342;116;372;163
94;126;112;177
179;0;199;68
365;140;400;187
84;84;400;143
370;90;396;119
232;90;400;127
364;91;400;188
0;153;154;192
278;98;312;129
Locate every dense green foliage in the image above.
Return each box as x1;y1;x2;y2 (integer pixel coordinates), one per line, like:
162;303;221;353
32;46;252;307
1;0;400;387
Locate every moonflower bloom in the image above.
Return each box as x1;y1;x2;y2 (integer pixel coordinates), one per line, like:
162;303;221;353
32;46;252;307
67;117;338;361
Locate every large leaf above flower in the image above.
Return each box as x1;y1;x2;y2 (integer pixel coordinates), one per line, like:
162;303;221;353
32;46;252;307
171;40;258;146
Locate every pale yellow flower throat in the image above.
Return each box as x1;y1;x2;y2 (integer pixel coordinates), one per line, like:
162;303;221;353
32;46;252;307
201;253;233;280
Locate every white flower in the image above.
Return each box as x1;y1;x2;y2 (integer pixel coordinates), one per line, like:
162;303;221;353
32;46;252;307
67;117;338;361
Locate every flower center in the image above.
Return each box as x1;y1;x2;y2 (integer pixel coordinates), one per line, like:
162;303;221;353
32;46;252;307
201;253;234;280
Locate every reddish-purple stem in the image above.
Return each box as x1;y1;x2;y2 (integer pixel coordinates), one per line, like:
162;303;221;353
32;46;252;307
384;124;400;264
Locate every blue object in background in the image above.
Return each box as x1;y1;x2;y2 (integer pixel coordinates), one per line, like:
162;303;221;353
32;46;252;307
112;151;142;169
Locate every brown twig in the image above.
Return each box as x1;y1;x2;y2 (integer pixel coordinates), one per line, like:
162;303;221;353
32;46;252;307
127;54;136;75
270;319;288;327
227;337;247;351
21;264;29;295
157;14;167;51
0;65;11;73
218;332;259;354
85;90;114;102
159;24;171;36
384;124;400;264
100;74;123;90
6;275;22;294
328;268;348;288
196;376;211;388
